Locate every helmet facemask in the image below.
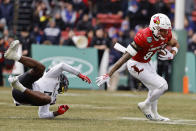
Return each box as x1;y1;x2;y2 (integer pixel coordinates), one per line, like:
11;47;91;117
58;73;69;94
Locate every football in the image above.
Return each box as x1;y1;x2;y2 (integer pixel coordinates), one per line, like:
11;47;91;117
158;49;167;56
158;45;172;56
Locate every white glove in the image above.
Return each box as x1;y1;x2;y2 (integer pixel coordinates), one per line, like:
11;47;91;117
96;74;110;87
158;49;174;61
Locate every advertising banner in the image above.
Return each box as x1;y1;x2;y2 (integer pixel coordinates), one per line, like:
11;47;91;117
32;44;99;89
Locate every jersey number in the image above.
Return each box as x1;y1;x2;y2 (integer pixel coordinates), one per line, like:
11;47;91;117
44;91;52;96
144;52;153;60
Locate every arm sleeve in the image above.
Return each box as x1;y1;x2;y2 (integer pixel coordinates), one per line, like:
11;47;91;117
38;104;55;118
44;63;80;78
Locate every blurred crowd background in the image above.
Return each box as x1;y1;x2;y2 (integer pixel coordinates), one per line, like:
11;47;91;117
0;0;196;90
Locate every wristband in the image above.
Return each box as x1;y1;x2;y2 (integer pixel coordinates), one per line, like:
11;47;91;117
171;47;178;54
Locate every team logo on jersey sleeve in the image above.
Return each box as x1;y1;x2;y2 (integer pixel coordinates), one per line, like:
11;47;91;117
147;37;152;43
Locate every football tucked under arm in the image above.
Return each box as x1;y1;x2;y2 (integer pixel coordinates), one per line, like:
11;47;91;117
158;48;174;60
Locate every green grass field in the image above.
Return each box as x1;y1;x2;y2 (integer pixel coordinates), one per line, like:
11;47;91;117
0;87;196;131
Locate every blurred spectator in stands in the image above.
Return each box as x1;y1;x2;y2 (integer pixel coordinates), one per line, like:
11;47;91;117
90;28;110;66
93;17;104;30
107;0;123;14
0;33;5;86
188;33;196;55
0;18;9;41
168;0;175;22
42;19;61;45
86;29;94;47
96;0;110;14
0;18;7;34
96;0;123;14
18;27;34;71
108;27;117;39
184;16;194;43
118;18;130;46
19;28;34;57
137;0;153;27
30;25;43;44
54;12;66;30
46;0;62;17
33;1;50;30
76;14;92;31
127;0;140;29
0;32;14;86
61;2;77;29
122;0;128;17
3;32;14;71
154;0;171;16
0;0;13;30
185;0;195;17
127;30;135;45
62;30;75;46
72;0;89;16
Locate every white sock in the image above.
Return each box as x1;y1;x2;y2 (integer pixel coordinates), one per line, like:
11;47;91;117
144;90;153;106
151;100;158;115
12;81;26;93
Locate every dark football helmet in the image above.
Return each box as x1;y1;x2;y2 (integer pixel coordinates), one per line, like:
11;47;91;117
58;73;69;94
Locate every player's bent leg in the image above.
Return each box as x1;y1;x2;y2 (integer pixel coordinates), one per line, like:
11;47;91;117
19;56;45;77
10;75;51;106
24;90;51;106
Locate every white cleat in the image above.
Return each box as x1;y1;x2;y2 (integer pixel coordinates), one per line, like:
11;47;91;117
4;40;21;61
138;102;155;120
154;114;170;121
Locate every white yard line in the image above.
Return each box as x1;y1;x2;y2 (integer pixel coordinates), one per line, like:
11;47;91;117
119;117;196;126
60;92;139;97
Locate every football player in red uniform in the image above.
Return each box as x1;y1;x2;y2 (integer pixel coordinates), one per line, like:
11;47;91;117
96;13;179;121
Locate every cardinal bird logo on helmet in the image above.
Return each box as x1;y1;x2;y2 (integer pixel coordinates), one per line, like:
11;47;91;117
153;16;160;25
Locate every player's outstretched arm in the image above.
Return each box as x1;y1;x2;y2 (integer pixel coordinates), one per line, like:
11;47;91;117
38;104;69;118
45;63;91;84
108;52;131;77
96;41;141;87
96;52;131;87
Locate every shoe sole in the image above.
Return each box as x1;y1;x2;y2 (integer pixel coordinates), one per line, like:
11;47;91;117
10;40;19;49
4;40;19;58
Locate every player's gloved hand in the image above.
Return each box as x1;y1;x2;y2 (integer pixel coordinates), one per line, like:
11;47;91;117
78;73;91;84
57;105;69;115
158;49;174;61
96;74;110;87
